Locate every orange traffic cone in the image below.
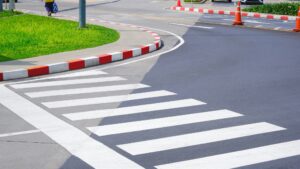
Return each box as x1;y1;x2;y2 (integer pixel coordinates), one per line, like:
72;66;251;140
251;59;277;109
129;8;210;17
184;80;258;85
233;1;243;26
176;0;182;7
293;7;300;32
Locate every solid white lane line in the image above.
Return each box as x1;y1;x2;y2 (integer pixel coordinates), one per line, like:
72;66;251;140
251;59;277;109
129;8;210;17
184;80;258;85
10;77;126;89
0;85;143;169
46;70;107;79
26;84;150;98
0;129;40;138
118;122;285;155
170;23;214;29
88;109;243;137
64;99;205;121
43;90;176;108
155;139;300;169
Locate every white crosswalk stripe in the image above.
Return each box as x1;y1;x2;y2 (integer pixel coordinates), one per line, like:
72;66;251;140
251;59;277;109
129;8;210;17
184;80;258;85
155;140;300;169
88;109;243;137
45;70;107;79
43;90;176;108
10;77;126;89
118;122;285;155
64;99;205;120
25;84;150;98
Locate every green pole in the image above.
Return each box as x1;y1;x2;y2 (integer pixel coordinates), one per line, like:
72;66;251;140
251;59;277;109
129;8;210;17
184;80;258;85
79;0;86;28
9;0;15;11
0;0;3;12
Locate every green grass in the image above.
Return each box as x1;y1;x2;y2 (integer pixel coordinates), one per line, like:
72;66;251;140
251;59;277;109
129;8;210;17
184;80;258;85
0;10;22;18
0;12;119;62
243;2;300;16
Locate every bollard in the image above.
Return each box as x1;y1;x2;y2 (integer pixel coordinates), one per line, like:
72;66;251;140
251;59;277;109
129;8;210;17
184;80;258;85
79;0;86;28
233;1;243;26
9;0;15;11
293;7;300;32
0;0;3;12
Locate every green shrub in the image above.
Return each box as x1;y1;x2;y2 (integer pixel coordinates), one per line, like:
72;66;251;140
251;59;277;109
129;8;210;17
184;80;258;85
243;2;300;16
184;0;206;3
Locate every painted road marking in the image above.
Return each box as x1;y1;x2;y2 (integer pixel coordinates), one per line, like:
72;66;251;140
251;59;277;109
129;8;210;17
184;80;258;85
0;85;143;169
46;70;107;79
0;129;40;138
118;122;285;155
43;90;176;108
170;23;214;29
223;18;270;24
10;77;126;89
88;109;242;137
155;140;300;169
25;84;150;98
64;99;205;121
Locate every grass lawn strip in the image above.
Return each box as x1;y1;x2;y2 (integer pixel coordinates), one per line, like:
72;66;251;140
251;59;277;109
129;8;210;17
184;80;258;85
243;2;300;16
0;12;119;62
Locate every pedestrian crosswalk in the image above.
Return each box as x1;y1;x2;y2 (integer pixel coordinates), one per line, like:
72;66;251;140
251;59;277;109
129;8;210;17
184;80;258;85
7;69;300;169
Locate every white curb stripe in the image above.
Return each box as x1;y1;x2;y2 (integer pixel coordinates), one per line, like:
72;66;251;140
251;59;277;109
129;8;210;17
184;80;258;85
155;139;300;169
88;109;243;137
25;84;150;98
43;90;176;108
64;99;205;121
118;122;285;155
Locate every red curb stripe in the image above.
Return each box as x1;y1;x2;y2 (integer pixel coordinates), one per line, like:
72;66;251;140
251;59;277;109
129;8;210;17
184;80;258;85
180;7;185;11
267;14;274;19
123;50;133;59
141;46;150;55
69;59;85;70
208;9;214;14
0;72;3;81
155;42;160;49
99;54;112;64
242;12;248;17
189;8;194;12
230;11;235;16
198;8;204;13
254;13;261;18
28;66;50;77
218;10;225;15
280;16;288;20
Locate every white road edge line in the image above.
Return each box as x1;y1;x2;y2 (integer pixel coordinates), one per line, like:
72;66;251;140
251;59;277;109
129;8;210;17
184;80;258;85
170;23;214;29
0;85;143;169
0;129;41;138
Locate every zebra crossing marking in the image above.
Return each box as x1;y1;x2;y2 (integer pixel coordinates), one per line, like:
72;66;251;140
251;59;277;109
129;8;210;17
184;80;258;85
25;84;150;98
118;122;285;155
88;109;243;137
155;140;300;169
42;90;176;108
63;99;206;120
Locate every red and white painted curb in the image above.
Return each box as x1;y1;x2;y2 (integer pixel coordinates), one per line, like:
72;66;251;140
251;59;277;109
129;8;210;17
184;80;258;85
0;19;162;81
170;6;296;21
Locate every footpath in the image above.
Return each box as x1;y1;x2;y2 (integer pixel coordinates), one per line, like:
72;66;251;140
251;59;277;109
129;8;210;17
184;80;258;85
0;12;162;81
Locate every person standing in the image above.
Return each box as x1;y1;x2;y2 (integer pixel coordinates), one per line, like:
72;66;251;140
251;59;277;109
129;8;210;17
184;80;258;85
43;0;54;16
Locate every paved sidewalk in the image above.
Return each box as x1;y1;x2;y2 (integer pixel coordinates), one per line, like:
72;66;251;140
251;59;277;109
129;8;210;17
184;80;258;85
0;14;155;72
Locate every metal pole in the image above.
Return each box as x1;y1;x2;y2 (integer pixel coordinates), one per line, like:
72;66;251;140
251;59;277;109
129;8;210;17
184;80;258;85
79;0;86;28
0;0;3;12
9;0;15;11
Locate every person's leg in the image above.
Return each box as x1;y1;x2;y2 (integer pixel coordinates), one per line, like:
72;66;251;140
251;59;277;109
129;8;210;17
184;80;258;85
45;2;52;16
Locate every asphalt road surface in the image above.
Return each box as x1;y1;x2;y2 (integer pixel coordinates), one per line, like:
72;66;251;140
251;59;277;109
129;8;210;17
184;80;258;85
1;0;300;169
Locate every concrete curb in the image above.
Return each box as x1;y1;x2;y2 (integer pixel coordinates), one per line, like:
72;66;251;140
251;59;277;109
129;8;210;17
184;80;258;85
0;19;162;81
170;6;296;21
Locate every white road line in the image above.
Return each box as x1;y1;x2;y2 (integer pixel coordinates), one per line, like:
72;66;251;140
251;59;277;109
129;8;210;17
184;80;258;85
46;70;107;79
0;85;143;169
222;18;270;24
118;122;285;155
43;90;176;108
155;139;300;169
88;109;243;137
10;77;126;89
25;84;150;98
0;129;40;138
64;99;205;121
170;23;214;29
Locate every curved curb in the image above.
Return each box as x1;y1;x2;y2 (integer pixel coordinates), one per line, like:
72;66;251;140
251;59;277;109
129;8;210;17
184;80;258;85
170;6;296;21
0;19;162;81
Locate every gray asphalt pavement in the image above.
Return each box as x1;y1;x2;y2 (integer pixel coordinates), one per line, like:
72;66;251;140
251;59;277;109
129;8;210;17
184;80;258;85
1;0;300;169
